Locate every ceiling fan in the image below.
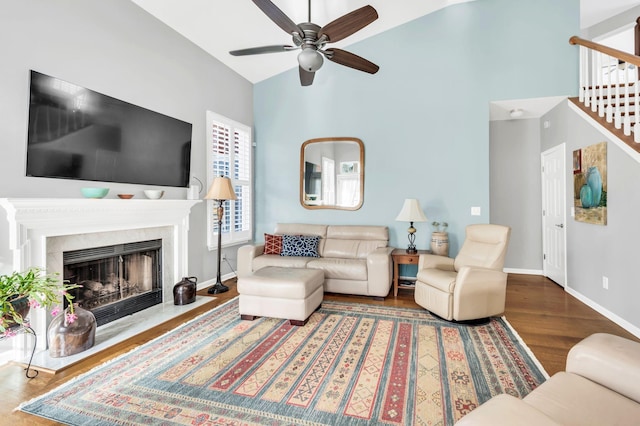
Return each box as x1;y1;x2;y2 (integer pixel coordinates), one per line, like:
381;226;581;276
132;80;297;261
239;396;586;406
230;0;380;86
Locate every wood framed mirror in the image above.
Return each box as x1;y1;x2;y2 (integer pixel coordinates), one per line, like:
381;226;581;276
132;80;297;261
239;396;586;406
300;137;364;210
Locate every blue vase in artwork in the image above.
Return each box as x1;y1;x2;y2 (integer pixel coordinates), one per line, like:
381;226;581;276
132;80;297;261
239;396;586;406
580;184;593;208
586;166;602;207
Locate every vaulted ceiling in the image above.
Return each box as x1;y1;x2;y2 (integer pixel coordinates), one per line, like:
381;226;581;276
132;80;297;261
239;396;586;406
130;0;638;84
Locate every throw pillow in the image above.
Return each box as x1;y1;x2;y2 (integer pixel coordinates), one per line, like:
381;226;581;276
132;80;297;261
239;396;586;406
280;235;321;257
263;233;283;255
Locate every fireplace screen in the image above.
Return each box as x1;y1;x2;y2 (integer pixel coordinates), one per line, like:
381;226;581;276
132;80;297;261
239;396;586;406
63;239;162;326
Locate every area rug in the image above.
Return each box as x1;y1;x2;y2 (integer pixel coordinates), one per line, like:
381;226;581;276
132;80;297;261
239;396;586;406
19;298;547;425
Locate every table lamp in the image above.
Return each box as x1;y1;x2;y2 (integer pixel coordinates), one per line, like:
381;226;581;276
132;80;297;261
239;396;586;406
395;198;428;254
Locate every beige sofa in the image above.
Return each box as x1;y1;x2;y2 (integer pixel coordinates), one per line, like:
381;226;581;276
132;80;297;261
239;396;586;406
237;223;393;298
455;333;640;425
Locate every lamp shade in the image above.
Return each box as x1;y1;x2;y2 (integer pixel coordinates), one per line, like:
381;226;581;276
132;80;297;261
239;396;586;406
204;176;237;201
395;198;428;222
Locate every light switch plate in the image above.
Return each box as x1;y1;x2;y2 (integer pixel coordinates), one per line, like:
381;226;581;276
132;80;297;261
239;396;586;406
471;206;481;216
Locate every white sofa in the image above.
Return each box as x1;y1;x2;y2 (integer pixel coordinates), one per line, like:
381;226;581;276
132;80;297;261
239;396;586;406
237;223;393;298
455;333;640;425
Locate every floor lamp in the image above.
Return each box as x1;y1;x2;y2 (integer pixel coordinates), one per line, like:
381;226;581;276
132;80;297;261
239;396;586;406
205;176;237;294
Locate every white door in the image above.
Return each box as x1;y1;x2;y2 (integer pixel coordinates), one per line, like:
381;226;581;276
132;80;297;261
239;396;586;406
541;144;567;287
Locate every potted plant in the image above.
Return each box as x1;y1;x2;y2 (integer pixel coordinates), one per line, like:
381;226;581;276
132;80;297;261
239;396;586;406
0;267;79;337
431;221;449;256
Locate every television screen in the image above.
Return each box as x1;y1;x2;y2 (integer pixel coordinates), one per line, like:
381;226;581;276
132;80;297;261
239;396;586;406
26;71;192;187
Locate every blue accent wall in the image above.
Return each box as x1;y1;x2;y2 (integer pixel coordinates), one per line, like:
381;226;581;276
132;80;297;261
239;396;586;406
254;0;579;254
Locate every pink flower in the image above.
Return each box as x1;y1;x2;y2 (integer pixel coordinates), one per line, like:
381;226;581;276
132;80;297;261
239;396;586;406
65;312;78;324
50;306;61;317
3;329;17;338
28;299;40;309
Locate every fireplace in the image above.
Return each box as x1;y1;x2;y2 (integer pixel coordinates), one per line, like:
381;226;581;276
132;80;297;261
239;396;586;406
0;198;200;362
63;239;162;326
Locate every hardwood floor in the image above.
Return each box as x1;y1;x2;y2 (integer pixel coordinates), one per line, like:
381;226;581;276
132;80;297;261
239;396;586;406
2;274;638;425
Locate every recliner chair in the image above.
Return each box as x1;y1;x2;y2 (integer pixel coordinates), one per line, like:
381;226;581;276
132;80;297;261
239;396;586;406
414;224;511;321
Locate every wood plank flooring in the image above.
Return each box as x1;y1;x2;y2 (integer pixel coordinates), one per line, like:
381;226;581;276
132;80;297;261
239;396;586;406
2;274;638;425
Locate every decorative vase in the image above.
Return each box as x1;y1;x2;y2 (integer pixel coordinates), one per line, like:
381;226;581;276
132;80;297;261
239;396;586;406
430;232;449;256
3;295;30;330
580;184;593;208
48;304;96;358
173;276;197;305
586;166;602;207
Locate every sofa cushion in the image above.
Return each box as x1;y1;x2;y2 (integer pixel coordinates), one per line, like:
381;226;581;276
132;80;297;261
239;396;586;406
263;233;282;255
253;254;312;270
306;257;367;281
323;239;388;259
523;371;640;426
281;235;321;257
323;225;389;259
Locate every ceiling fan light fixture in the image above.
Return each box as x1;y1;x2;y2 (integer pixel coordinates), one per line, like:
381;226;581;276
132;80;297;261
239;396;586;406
298;48;324;72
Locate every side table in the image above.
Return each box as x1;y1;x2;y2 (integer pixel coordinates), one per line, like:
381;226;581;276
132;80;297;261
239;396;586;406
392;248;430;297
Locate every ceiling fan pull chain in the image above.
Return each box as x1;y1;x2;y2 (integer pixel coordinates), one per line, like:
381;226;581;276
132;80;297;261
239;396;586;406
308;0;311;23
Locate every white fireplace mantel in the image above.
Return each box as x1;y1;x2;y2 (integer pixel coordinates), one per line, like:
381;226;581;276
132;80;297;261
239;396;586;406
0;198;200;272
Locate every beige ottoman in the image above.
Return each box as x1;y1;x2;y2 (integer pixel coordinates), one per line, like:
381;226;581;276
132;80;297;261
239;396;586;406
237;266;324;326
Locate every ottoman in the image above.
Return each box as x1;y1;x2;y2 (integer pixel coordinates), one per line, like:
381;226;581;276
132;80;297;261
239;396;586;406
237;266;324;326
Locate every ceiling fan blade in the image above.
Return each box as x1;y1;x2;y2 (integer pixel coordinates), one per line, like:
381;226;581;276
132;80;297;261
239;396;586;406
230;45;296;56
318;5;378;43
299;67;315;86
252;0;303;36
325;48;379;74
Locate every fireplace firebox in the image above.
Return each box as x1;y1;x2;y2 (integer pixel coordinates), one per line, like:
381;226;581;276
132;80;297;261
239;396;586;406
63;239;162;327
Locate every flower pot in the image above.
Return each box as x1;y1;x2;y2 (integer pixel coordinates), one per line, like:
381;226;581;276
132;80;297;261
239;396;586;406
431;232;449;256
2;295;30;330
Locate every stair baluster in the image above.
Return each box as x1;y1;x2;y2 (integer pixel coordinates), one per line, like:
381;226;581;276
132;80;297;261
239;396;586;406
606;54;613;123
624;64;631;136
614;58;622;130
598;53;605;117
592;49;598;113
579;46;586;103
635;79;640;143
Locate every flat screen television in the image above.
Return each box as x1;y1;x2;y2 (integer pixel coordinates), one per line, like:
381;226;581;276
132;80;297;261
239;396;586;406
26;70;192;187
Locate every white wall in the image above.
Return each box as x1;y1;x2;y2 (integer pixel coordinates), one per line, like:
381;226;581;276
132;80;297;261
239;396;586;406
0;0;253;282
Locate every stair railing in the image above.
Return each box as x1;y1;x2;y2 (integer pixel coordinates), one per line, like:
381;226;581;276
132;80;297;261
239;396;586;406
570;36;640;143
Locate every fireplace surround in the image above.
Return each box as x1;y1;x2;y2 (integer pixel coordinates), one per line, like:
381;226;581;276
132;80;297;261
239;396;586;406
0;198;201;369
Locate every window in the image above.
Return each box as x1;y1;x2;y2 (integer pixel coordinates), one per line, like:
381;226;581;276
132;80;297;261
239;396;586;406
206;111;252;250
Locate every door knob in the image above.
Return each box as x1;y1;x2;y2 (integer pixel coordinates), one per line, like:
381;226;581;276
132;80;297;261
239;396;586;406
555;224;564;228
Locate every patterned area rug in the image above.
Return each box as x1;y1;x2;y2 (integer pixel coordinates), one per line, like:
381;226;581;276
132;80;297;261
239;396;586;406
20;298;547;425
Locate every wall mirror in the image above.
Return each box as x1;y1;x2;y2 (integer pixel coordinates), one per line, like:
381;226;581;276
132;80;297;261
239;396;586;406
300;137;364;210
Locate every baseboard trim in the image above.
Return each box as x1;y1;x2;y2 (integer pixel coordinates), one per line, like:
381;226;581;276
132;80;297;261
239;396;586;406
196;272;237;291
504;268;543;275
565;287;640;339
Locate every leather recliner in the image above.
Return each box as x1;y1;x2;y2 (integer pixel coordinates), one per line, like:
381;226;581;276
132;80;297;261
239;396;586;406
414;224;511;321
455;333;640;425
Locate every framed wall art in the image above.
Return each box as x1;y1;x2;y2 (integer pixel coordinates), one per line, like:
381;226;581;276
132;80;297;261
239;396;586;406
573;141;607;225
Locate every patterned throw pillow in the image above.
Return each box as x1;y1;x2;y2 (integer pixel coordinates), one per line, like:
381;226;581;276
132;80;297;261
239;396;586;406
263;233;283;255
280;235;321;257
